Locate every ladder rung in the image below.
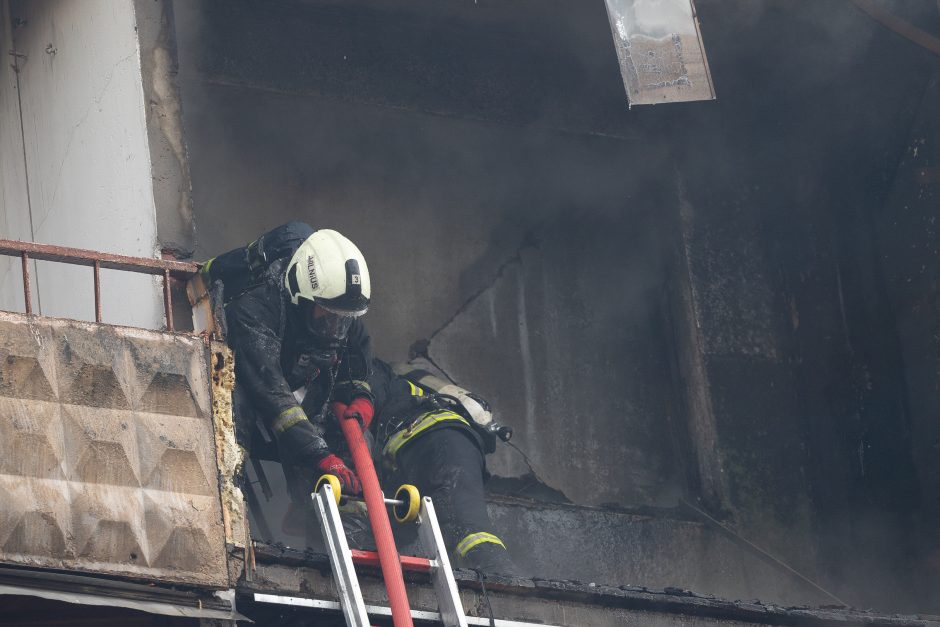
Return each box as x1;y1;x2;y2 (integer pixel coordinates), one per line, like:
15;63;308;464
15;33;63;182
351;549;432;573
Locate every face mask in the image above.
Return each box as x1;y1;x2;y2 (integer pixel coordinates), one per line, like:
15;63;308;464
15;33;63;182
300;301;355;347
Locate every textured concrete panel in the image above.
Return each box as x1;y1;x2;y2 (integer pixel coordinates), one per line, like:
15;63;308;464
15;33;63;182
70;484;146;564
0;476;72;559
0;312;226;586
62;405;143;487
137;412;216;496
0;399;65;480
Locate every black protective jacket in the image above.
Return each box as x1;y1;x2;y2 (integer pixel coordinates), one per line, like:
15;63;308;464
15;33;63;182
224;258;373;466
367;359;488;466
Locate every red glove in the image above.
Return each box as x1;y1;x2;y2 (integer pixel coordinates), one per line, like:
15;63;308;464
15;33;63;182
317;454;361;495
331;398;374;431
345;397;374;430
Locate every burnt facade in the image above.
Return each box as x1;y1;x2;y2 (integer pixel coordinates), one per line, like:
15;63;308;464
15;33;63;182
170;0;940;612
0;0;939;623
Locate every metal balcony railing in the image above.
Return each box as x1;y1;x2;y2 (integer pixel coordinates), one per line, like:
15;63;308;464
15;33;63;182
0;239;199;332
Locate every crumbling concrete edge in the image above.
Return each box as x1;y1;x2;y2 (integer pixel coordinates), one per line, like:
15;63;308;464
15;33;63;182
209;340;246;551
248;542;940;626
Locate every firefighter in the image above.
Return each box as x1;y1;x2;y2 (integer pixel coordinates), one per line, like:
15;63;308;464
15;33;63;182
212;225;374;505
207;222;514;573
369;359;517;574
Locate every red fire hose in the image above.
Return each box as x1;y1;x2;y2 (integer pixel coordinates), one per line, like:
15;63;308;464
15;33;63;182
338;414;414;627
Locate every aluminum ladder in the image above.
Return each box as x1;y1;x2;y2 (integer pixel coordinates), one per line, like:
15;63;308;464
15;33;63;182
313;479;467;627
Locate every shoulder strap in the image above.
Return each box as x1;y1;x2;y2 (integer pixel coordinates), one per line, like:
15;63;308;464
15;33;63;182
202;222;314;303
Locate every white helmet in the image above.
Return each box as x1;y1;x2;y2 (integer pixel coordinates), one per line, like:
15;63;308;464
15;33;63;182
284;229;370;343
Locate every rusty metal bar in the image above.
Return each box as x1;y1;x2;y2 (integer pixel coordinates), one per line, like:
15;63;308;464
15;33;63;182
20;252;31;315
163;268;174;332
1;238;199;332
93;261;102;323
0;239;198;278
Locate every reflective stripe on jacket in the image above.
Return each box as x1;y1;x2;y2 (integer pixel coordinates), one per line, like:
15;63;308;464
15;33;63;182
382;409;469;469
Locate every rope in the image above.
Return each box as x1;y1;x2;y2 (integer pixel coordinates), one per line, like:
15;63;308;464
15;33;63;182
474;569;497;627
680;499;847;606
505;439;558;499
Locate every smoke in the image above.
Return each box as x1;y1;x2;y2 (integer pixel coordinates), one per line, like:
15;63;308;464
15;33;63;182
171;0;940;611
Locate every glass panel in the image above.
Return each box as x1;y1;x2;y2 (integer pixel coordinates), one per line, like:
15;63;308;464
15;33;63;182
604;0;716;106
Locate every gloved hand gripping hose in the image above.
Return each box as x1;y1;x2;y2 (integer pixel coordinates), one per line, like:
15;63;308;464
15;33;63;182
317;454;361;495
337;409;414;627
331;397;375;432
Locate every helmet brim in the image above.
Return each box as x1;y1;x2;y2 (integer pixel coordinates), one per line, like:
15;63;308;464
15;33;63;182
314;295;369;318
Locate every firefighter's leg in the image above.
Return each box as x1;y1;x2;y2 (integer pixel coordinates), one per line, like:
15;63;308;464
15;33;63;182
396;427;516;574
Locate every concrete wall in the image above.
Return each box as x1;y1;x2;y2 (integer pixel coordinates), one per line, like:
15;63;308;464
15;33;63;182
876;70;940;586
0;311;226;586
0;1;32;313
133;0;195;258
487;499;827;605
169;0;940;612
662;1;939;610
1;1;163;328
